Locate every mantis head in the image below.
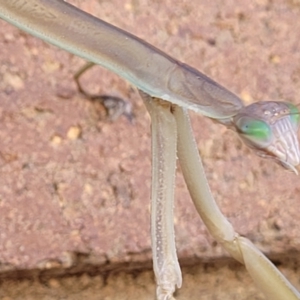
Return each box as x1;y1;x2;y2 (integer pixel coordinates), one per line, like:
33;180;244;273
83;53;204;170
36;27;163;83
232;101;300;174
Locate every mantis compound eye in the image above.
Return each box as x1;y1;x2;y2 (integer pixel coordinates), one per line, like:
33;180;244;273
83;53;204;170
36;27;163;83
233;101;300;174
235;117;272;147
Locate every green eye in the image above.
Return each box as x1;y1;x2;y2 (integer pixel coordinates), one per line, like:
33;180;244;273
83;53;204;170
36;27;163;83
287;103;300;129
236;117;272;143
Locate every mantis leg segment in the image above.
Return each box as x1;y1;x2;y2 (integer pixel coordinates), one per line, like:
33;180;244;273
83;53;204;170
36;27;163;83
74;61;96;96
74;62;133;121
173;107;300;300
173;107;241;261
140;91;182;300
238;237;300;300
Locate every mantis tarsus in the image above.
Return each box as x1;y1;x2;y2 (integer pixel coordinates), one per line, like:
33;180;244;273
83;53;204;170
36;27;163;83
0;1;299;299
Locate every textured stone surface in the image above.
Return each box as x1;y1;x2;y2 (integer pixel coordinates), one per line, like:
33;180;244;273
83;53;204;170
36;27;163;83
0;0;299;298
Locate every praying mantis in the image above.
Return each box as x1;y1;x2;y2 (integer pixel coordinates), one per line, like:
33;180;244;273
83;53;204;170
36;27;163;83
0;0;300;299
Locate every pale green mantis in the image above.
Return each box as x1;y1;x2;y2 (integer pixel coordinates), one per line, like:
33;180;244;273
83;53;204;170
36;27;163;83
0;1;299;299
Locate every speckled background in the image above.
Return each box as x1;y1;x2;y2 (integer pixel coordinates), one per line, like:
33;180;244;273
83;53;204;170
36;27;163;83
0;0;299;299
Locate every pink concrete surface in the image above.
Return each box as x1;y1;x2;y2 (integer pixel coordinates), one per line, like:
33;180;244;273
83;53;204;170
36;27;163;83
0;0;299;282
